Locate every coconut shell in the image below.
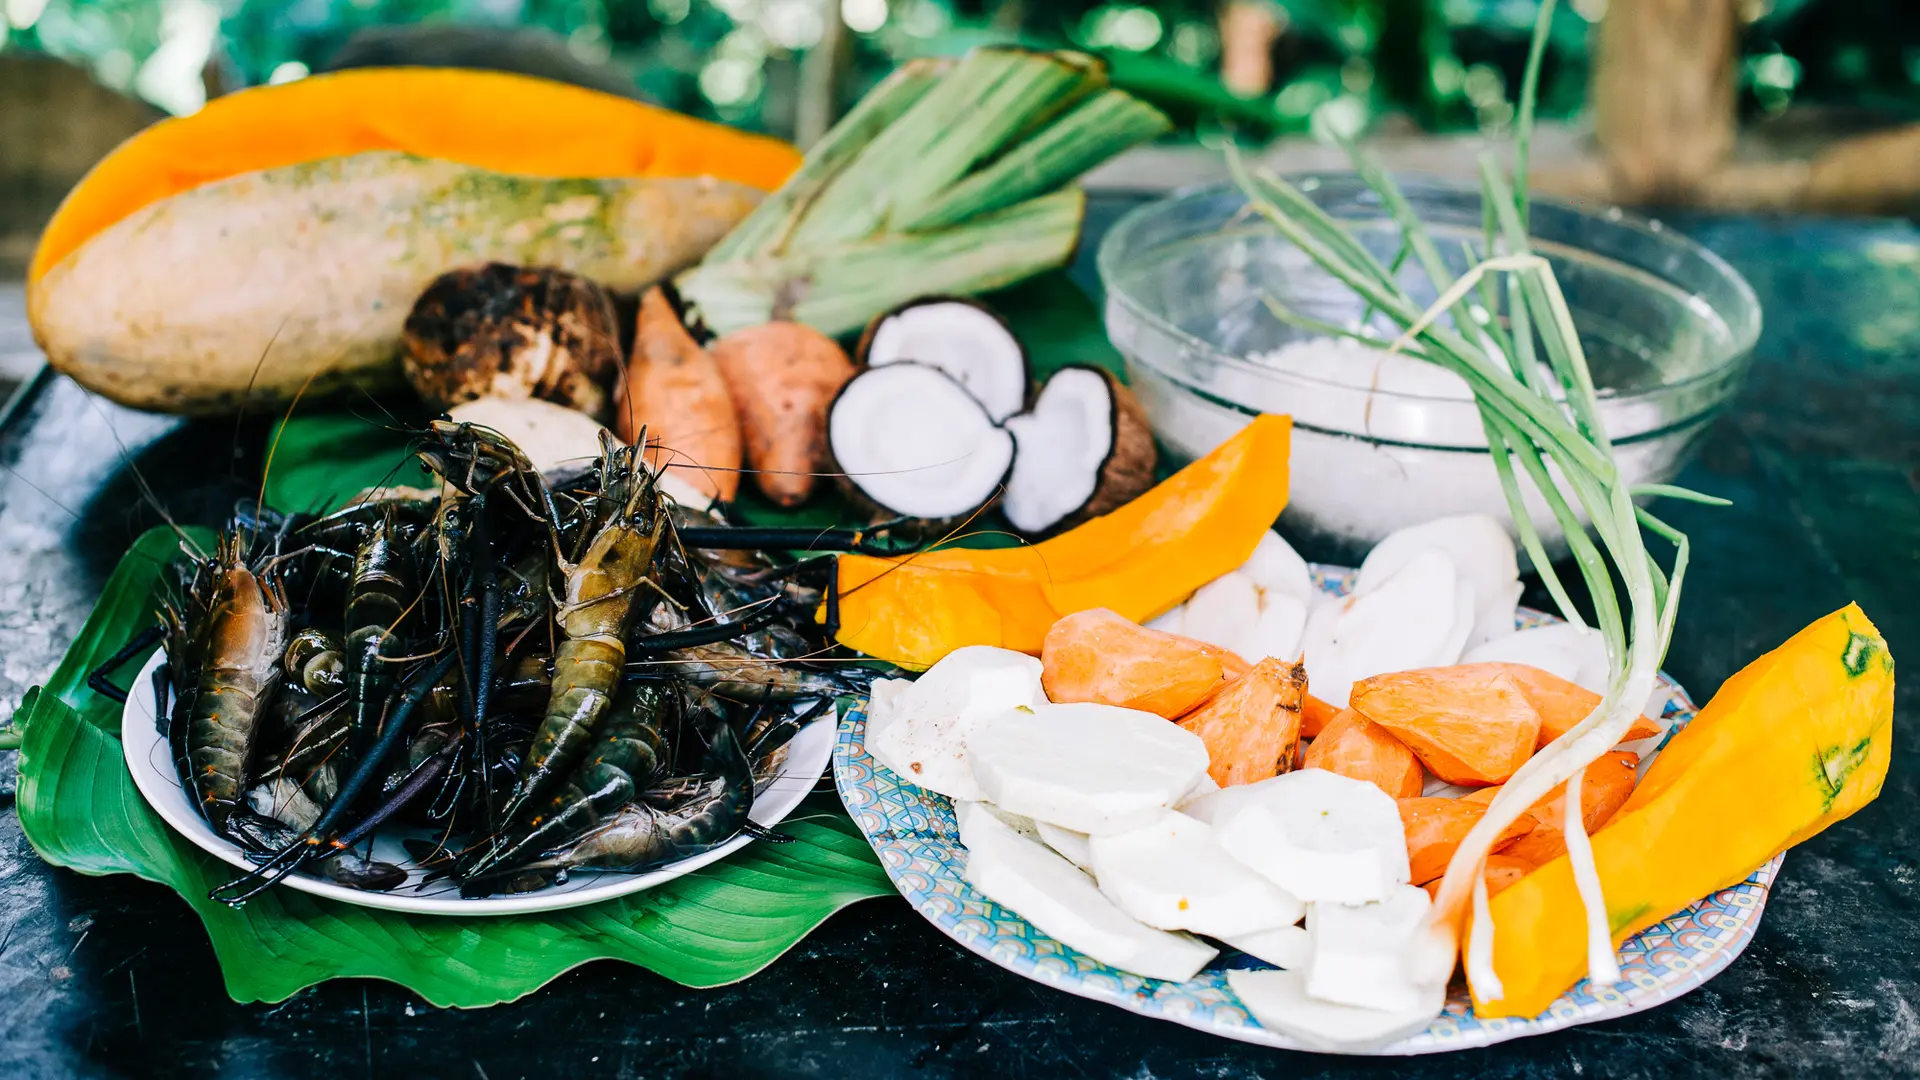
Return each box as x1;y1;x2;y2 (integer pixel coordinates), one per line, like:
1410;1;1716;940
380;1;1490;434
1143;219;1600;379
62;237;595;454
402;263;622;420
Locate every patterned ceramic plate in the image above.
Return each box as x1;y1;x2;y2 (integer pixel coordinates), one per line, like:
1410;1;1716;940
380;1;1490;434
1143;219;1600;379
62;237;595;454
832;565;1780;1054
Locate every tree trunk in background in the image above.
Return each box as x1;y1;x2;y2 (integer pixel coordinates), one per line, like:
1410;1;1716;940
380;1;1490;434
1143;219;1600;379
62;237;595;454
1594;0;1738;204
795;0;853;148
1219;1;1283;97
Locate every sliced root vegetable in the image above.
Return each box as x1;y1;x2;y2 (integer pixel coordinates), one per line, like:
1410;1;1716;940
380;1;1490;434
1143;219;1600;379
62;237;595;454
862;676;914;741
1177;657;1306;788
1041;608;1248;719
1239;592;1308;665
1301;693;1341;739
955;798;1043;841
857;298;1030;422
1036;820;1095;872
867;645;1046;800
1472;662;1665;748
828;360;1015;523
1221;923;1311;970
1349;666;1542;786
1089;811;1306;937
1438;575;1477;667
1239;530;1314;607
1423;853;1531;901
960;800;1218;981
1145;606;1186;635
1305;885;1436;1013
444;397;613;484
1227;968;1442;1053
615;285;743;502
1354;515;1519;651
1178;570;1262;655
965;702;1210;835
1309;551;1461;708
1002;366;1157;536
1463;750;1639;868
403;263;621;420
1212;768;1410;905
1396;797;1537;885
1463;623;1589;685
1300;709;1425;800
709;321;855;507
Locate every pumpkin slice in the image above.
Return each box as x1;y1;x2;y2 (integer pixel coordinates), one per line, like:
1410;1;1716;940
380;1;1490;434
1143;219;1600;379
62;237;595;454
1349;666;1542;786
1396;797;1537;885
1177;657;1307;787
1422;853;1531;901
1301;710;1425;799
1466;662;1664;747
1461;750;1640;869
1042;609;1248;719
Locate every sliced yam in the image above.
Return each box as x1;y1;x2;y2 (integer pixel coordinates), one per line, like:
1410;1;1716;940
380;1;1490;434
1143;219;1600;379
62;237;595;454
1179;570;1262;655
1308;550;1462;708
954;799;1042;841
827;361;1015;523
1239;530;1313;606
1354;515;1520;651
1300;710;1425;800
965;702;1210;836
1239;591;1308;664
1463;751;1640;868
1469;662;1665;748
1222;923;1310;970
1002;366;1157;537
1395;797;1537;885
865;645;1045;800
1349;666;1543;786
1176;657;1306;788
1144;606;1185;635
1438;575;1477;667
1422;853;1531;901
1227;968;1442;1053
1211;768;1410;905
1041;608;1248;719
1301;693;1342;739
1462;622;1593;684
1305;885;1435;1013
862;677;914;741
960;802;1217;981
1036;820;1095;873
1089;811;1306;937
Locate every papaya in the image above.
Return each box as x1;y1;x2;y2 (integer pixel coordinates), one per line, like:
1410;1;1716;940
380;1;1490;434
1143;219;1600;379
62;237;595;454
1470;604;1894;1018
832;415;1292;668
27;68;798;415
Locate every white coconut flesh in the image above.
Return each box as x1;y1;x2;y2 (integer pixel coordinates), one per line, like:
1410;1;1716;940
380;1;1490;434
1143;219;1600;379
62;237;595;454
1002;368;1117;534
864;301;1028;423
829;362;1015;520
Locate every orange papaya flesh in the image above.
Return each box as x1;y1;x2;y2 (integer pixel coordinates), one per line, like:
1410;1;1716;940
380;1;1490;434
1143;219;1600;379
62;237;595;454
832;415;1292;668
1470;604;1894;1019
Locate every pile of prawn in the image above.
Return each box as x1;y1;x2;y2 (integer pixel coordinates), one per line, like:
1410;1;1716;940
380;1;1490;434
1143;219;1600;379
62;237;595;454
143;421;881;903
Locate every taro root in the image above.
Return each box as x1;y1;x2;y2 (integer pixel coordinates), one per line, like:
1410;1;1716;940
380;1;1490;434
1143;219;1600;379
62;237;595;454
857;298;1030;423
1001;366;1155;536
827;360;1014;525
402;263;622;421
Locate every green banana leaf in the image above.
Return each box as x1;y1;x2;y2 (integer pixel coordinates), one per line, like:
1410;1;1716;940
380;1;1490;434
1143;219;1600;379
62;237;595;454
12;526;894;1006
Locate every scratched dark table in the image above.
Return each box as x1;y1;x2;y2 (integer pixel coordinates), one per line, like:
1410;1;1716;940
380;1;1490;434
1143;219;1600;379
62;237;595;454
1;199;1916;1080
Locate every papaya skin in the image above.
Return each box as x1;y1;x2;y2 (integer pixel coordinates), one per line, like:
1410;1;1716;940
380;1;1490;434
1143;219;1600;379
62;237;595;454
30;153;764;415
1470;604;1894;1019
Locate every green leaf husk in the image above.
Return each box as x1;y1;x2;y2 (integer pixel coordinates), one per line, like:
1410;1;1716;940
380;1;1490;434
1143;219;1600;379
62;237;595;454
678;48;1168;337
13;527;893;1006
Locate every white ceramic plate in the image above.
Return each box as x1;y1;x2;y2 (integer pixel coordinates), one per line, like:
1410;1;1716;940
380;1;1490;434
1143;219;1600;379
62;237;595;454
123;650;836;916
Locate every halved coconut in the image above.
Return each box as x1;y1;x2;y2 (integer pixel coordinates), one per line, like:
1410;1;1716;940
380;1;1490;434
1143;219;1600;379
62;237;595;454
827;361;1015;523
1001;366;1157;536
858;298;1030;423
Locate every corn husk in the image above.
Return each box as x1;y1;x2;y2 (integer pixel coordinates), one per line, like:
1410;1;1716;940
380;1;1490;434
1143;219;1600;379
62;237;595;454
677;48;1170;337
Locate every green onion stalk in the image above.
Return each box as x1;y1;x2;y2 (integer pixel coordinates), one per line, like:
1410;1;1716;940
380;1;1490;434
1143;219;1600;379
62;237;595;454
1228;0;1718;997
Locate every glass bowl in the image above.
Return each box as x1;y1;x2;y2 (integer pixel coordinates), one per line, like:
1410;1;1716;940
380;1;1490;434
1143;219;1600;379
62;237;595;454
1097;175;1761;561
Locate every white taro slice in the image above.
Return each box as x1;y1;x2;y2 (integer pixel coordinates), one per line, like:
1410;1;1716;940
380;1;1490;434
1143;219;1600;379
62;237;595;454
965;702;1209;836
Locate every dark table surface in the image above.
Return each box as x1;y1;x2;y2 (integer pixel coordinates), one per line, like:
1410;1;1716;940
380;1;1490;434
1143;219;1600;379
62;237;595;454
2;199;1917;1080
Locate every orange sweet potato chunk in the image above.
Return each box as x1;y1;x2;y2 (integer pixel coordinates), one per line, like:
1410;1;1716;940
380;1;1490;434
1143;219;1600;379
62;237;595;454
1349;667;1543;786
1302;692;1341;738
1466;662;1663;747
1398;797;1538;885
1423;854;1532;901
1461;750;1640;868
1301;709;1425;799
1041;608;1249;719
1177;658;1306;787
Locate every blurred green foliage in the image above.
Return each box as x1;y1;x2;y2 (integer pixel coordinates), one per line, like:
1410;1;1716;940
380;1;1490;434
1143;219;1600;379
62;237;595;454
0;0;1915;140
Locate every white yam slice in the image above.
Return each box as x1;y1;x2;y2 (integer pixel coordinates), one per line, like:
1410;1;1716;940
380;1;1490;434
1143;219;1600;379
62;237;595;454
863;677;913;742
1088;812;1306;937
1436;575;1477;667
859;299;1030;423
445;397;613;486
1145;606;1187;635
955;799;1042;842
1239;592;1308;664
1308;551;1460;708
1227;968;1443;1053
828;361;1015;522
1305;886;1435;1013
966;702;1210;836
1356;515;1519;651
1222;923;1311;970
866;646;1044;800
1179;771;1221;807
1240;530;1314;606
1036;820;1095;873
1211;768;1410;905
1461;622;1592;684
961;805;1217;981
1180;571;1262;653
